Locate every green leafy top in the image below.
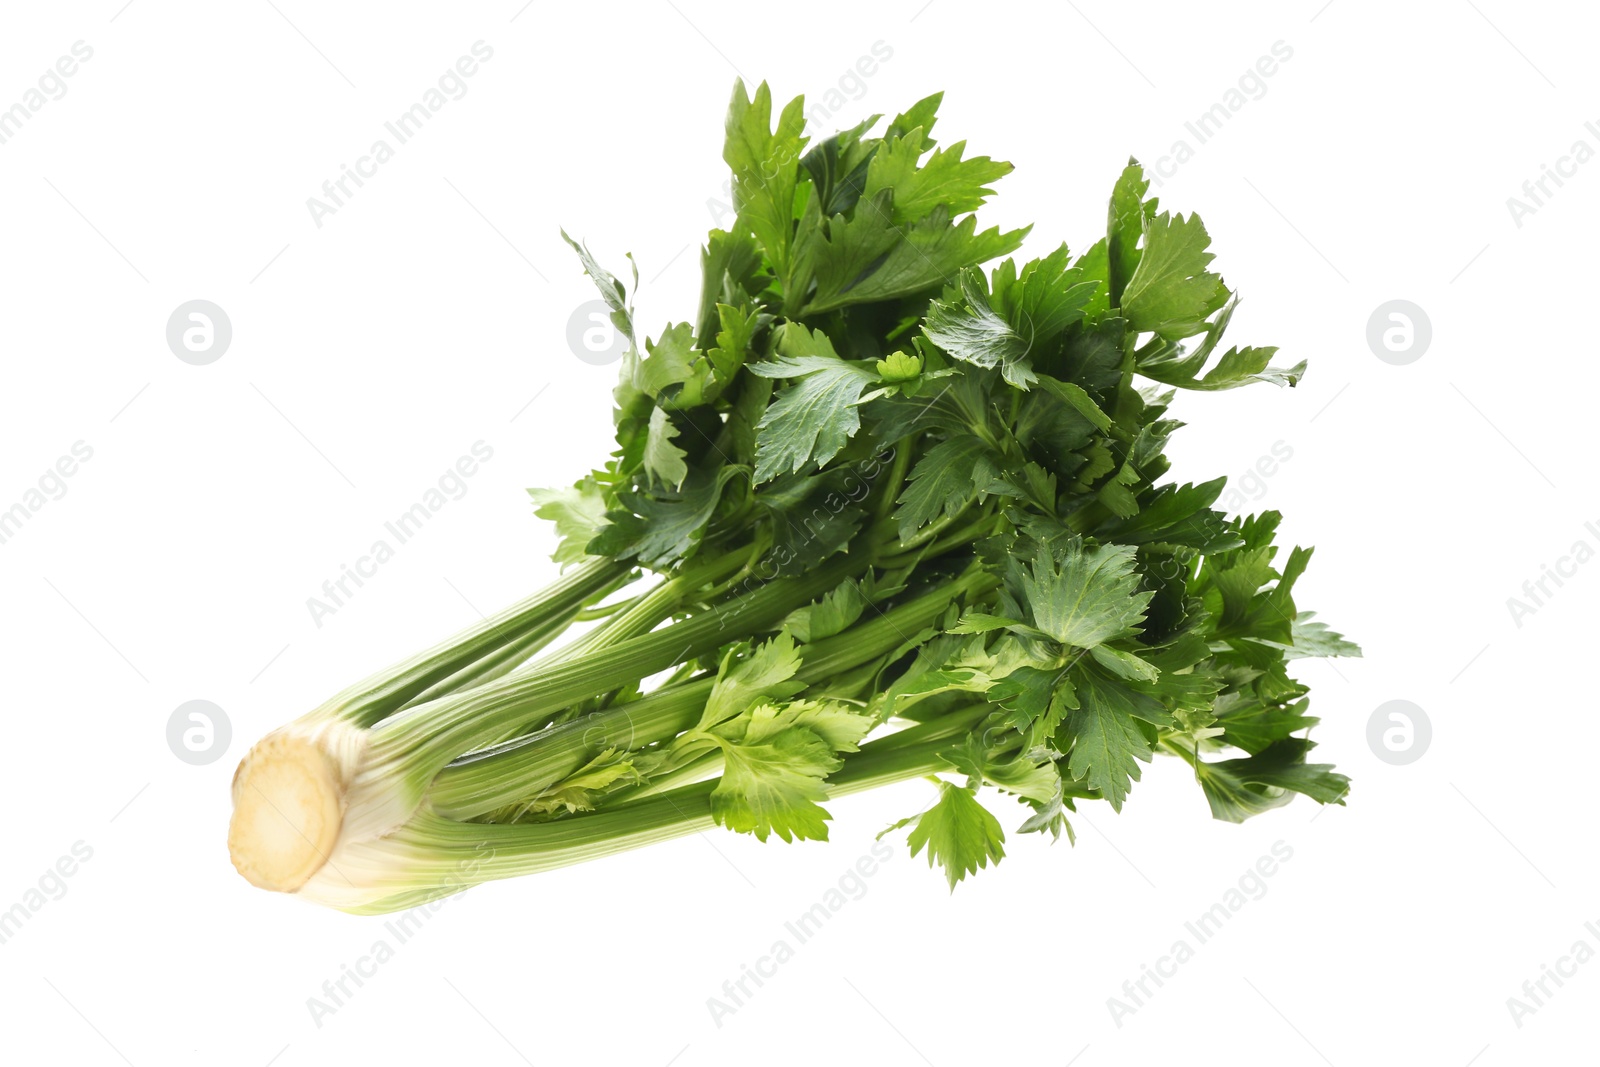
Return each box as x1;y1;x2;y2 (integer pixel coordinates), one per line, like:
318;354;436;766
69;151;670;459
521;82;1355;892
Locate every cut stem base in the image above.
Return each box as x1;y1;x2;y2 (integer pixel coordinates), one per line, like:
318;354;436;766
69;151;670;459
228;732;346;892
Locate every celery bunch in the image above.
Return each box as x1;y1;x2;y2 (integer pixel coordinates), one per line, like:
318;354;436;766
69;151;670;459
228;82;1356;914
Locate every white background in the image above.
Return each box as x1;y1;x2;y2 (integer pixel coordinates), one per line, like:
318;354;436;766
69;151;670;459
1;1;1594;1064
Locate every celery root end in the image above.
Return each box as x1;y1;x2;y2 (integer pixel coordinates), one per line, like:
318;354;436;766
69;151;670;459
228;733;345;893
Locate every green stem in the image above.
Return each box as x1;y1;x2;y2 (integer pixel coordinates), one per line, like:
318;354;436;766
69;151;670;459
871;437;915;525
369;551;875;791
596;749;724;806
425;567;997;820
878;506;1001;570
328;557;630;728
572;594;643;622
887;500;976;556
1160;736;1199;769
402;614;571;709
341;703;989;915
429;679;714;820
700;527;773;601
533;550;748;669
